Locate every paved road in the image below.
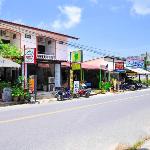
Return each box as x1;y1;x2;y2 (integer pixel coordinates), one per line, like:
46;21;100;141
0;89;150;150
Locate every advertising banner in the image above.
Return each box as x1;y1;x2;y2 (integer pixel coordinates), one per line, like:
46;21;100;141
24;48;36;64
72;50;83;63
115;62;124;71
29;75;37;94
126;56;144;68
73;81;80;94
72;63;81;70
70;70;74;91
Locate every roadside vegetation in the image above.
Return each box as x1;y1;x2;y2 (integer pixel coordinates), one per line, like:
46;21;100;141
115;136;150;150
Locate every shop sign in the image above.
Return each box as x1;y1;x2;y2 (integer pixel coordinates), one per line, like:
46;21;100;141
72;50;83;63
73;81;80;94
126;72;137;76
115;62;124;71
126;56;144;68
29;75;37;94
24;48;36;64
72;63;81;70
70;70;74;91
29;78;35;94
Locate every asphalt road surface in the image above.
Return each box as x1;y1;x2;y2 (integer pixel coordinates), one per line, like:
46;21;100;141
0;89;150;150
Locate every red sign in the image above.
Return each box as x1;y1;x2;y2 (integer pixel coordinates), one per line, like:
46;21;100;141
24;48;36;64
115;62;124;70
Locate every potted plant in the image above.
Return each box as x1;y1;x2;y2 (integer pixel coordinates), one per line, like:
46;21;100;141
101;88;106;94
19;88;25;103
11;86;21;102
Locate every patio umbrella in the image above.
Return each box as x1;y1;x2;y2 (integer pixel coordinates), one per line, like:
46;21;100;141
0;57;20;68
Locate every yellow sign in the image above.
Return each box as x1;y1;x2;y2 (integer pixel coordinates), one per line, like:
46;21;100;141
72;50;83;63
29;78;35;93
72;63;81;70
126;72;137;76
70;70;74;91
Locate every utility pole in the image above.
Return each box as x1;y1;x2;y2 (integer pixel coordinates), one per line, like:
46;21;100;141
145;52;149;87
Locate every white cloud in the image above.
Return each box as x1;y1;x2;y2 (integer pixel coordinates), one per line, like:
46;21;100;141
129;0;150;15
51;5;82;30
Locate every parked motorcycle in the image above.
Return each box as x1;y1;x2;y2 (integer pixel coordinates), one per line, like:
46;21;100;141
121;79;142;91
56;87;73;101
78;84;91;98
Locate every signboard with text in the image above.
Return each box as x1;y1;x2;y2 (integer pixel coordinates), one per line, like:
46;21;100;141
115;62;124;71
72;63;81;70
73;81;80;94
126;56;144;68
24;48;36;64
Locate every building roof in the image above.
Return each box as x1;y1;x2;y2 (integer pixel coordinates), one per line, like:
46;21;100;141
82;58;107;70
61;58;110;70
126;67;150;75
0;19;79;40
0;57;20;68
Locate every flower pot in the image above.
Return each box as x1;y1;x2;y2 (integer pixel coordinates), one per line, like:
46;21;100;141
19;96;24;103
13;96;19;102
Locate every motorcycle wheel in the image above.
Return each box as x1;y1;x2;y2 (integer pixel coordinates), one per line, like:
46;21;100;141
85;93;90;98
69;95;73;100
57;95;63;101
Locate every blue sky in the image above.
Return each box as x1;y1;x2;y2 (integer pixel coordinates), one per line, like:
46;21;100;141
0;0;150;58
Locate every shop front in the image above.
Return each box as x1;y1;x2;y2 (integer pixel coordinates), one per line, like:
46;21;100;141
27;59;62;92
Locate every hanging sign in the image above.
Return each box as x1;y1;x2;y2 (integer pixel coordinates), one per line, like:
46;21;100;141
24;48;36;64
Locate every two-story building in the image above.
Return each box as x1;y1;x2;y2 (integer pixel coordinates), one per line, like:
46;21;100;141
0;19;78;91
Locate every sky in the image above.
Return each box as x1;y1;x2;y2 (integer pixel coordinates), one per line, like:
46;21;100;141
0;0;150;59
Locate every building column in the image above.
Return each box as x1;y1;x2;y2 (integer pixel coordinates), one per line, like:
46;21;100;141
55;64;61;88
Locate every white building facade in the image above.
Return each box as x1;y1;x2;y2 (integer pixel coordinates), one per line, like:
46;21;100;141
0;19;78;91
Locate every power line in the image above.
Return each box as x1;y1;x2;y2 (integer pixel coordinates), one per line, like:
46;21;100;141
58;40;119;58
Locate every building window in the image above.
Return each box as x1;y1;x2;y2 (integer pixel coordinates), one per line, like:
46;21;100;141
25;34;31;39
38;45;45;54
0;30;6;36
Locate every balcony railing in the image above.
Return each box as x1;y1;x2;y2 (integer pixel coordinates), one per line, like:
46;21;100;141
37;54;56;60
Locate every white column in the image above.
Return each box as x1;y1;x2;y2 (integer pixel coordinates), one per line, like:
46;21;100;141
55;64;61;87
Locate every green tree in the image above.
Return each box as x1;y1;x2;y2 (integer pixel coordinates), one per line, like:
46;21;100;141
0;40;22;63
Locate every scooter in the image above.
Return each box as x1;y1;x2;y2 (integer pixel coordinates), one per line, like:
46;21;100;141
78;84;91;98
57;88;73;101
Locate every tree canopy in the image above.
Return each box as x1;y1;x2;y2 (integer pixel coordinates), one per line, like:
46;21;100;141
0;40;22;63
